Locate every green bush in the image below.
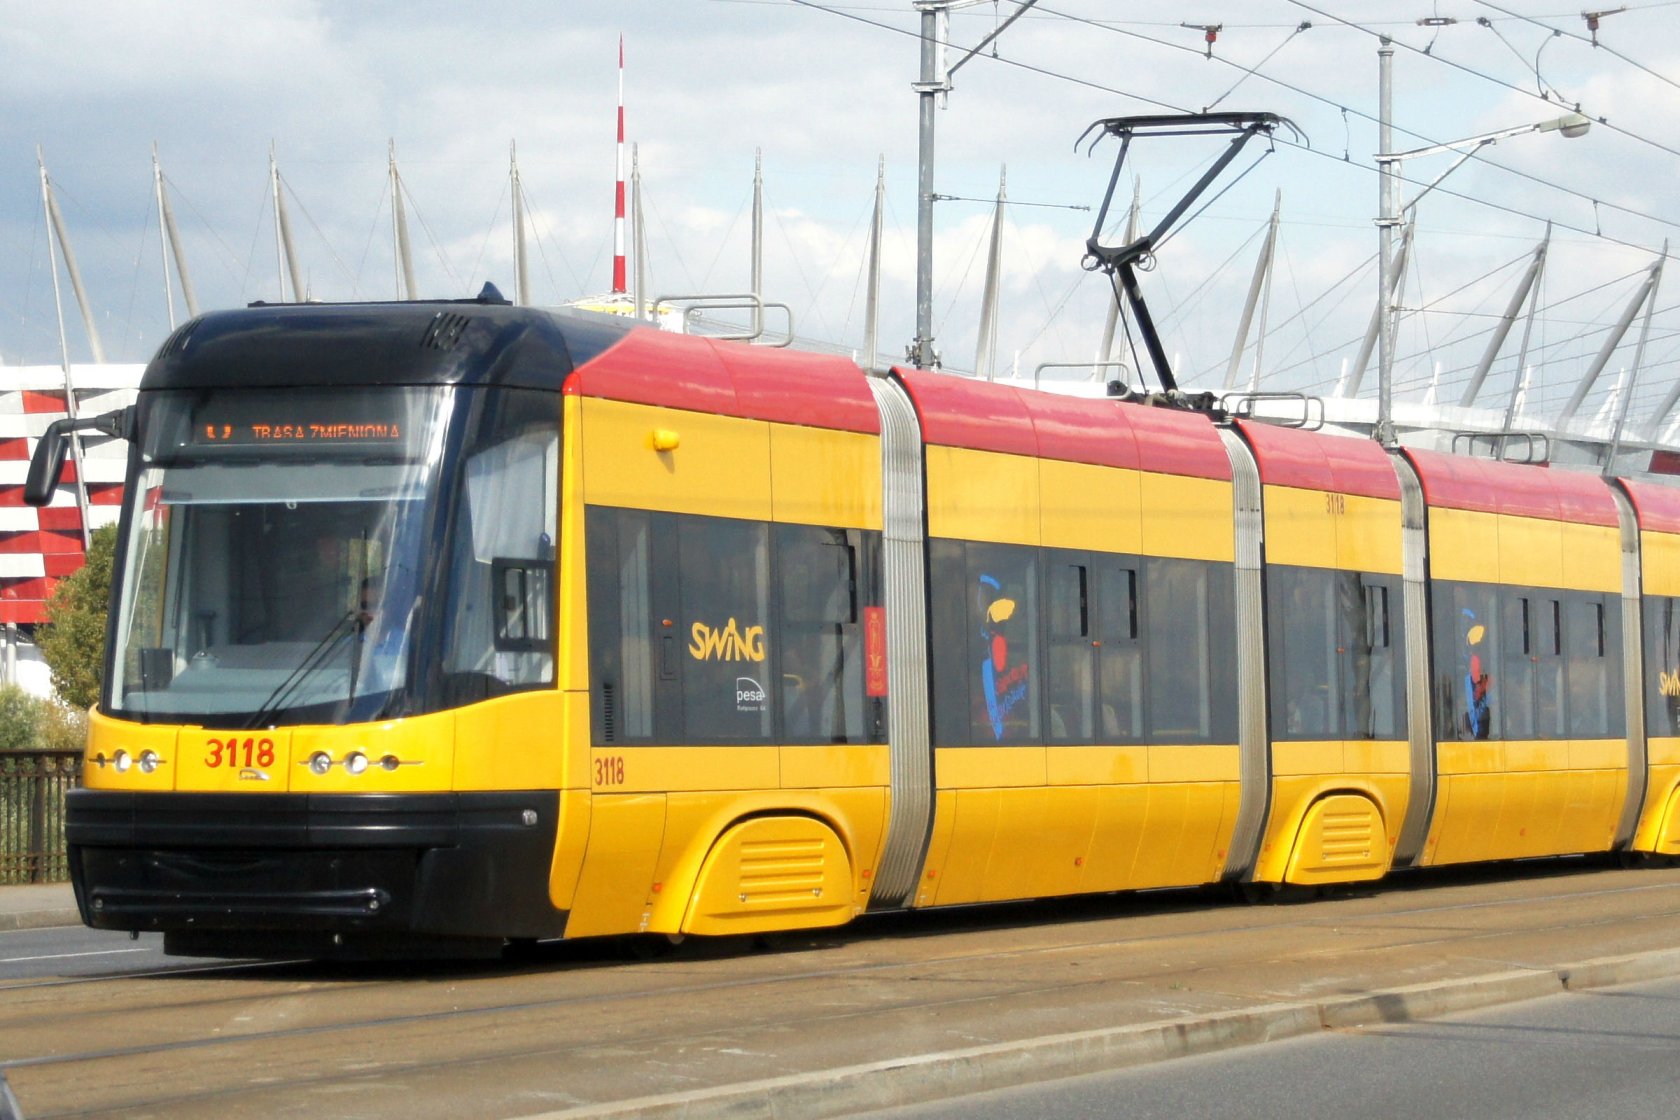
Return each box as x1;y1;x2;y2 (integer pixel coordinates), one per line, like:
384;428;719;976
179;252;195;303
37;523;117;711
0;685;43;751
37;701;89;753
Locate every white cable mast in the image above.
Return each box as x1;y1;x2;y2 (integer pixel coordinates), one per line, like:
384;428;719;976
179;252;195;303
152;146;198;322
510;141;529;306
1094;178;1140;380
36;149;94;548
1225;190;1281;392
270;145;304;302
975;165;1006;380
389;140;416;300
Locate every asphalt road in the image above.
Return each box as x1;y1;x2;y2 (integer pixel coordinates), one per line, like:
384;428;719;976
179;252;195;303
2;861;1680;1119
852;975;1680;1120
0;926;171;982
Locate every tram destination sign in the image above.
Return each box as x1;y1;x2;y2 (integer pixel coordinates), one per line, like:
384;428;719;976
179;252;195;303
187;392;412;450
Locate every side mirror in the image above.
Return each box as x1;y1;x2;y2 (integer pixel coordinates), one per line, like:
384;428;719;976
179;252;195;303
23;419;72;506
23;407;135;507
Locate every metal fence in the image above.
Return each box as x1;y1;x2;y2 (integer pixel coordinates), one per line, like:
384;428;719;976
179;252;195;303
0;750;82;884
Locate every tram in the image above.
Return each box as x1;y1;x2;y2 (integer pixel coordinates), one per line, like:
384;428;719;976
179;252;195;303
25;292;1680;958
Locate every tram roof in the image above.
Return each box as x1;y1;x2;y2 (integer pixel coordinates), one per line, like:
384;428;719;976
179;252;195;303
140;301;636;392
1403;445;1620;527
1619;477;1680;535
1234;418;1401;501
894;368;1232;481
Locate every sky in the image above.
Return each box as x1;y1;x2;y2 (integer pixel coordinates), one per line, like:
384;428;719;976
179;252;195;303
4;1;1680;436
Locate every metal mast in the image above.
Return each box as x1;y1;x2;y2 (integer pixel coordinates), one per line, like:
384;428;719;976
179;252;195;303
612;35;628;295
153;145;177;329
510;141;529;306
1224;190;1281;391
389;141;416;300
1461;227;1549;408
864;155;885;370
1094;178;1140;379
152;145;198;321
1375;36;1398;445
751;150;764;338
38;151;104;365
911;0;1041;369
1558;253;1665;428
1603;241;1664;472
270;146;304;302
37;150;93;548
975;166;1006;379
632;143;648;320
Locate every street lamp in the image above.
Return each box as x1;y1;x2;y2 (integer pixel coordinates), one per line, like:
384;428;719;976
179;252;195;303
1373;35;1590;446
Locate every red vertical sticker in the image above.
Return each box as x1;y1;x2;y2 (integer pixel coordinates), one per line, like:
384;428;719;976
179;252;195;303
864;606;888;697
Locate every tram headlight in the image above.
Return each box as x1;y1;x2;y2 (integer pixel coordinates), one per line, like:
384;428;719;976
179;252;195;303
308;751;333;776
113;750;132;774
138;750;159;774
380;754;400;772
344;752;369;776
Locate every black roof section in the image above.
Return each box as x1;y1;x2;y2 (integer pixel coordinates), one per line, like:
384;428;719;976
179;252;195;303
141;298;641;392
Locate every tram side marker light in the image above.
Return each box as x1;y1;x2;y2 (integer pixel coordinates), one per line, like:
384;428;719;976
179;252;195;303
138;750;160;774
113;750;132;774
308;752;333;776
344;752;369;776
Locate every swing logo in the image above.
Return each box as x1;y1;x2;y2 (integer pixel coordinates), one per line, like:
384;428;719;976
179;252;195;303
689;618;766;662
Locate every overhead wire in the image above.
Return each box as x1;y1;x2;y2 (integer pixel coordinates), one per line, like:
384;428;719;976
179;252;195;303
1286;0;1680;165
779;0;1678;407
1473;0;1680;99
1035;1;1680;250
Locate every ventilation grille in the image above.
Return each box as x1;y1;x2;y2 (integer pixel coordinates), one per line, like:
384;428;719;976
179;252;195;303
601;683;616;743
154;320;200;360
421;312;471;351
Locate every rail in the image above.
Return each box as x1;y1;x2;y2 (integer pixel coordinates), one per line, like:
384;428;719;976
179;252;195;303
0;749;81;884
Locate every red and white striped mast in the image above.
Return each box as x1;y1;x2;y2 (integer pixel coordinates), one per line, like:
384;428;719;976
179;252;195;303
611;35;628;296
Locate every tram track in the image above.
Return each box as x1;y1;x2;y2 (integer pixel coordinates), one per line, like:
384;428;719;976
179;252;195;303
5;864;1680;1118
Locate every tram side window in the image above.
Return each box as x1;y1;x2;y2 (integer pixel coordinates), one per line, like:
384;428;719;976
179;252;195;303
442;418;557;698
1046;559;1094;742
1271;568;1337;739
966;544;1039;744
776;525;871;744
1042;554;1145;744
927;540;1041;745
678;518;774;743
1533;596;1566;738
1144;558;1235;744
1565;595;1622;738
1269;567;1404;742
928;540;969;746
1096;565;1143;741
1501;594;1537;740
1648;596;1680;737
586;507;656;743
1432;582;1500;741
1351;576;1406;740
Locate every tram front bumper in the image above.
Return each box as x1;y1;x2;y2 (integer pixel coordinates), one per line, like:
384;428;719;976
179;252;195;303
64;790;567;944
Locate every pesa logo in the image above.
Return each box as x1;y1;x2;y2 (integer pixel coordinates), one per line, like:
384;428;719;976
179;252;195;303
736;677;766;712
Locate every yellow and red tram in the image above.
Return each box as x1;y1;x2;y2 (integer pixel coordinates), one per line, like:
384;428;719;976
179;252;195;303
27;297;1680;957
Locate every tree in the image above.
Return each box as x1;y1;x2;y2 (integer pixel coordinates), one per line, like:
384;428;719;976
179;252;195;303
0;685;42;751
37;523;118;711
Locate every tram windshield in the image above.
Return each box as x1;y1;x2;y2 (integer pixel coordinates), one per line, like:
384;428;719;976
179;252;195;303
107;386;558;726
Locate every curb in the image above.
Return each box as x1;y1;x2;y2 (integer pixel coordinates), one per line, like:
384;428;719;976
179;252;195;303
512;949;1680;1120
0;909;82;934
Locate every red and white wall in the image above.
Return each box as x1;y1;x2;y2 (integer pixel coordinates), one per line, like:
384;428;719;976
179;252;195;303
0;365;142;629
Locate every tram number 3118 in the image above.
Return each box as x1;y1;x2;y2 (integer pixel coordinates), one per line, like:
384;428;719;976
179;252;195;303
205;737;276;768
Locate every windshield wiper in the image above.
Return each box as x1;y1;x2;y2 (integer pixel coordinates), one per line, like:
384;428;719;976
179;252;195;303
243;610;358;729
